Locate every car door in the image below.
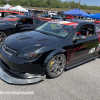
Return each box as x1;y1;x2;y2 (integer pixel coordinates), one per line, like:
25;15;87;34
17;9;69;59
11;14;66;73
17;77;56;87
14;18;34;33
67;24;98;65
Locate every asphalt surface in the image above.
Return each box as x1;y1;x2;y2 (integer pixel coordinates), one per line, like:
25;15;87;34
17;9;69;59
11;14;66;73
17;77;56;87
0;58;100;100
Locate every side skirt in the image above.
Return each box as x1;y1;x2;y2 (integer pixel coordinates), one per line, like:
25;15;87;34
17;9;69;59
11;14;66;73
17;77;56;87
65;55;99;70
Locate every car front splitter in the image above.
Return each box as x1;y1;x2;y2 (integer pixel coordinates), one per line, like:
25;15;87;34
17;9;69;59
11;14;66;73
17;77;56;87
0;64;46;85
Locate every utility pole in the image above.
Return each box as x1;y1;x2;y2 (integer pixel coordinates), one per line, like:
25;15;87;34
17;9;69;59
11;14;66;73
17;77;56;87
78;0;81;9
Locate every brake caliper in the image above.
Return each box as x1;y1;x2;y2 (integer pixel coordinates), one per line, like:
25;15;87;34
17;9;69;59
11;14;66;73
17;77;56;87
50;61;54;68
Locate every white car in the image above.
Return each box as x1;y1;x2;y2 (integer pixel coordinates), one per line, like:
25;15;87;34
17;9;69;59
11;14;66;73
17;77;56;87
84;18;94;22
48;11;57;17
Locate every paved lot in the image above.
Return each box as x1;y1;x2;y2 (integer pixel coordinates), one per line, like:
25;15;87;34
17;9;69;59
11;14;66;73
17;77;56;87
0;58;100;100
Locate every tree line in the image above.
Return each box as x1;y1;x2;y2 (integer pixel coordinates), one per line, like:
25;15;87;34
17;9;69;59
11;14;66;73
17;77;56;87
0;0;100;10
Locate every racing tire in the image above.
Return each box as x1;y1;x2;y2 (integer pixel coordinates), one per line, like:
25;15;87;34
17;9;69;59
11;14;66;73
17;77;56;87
0;31;6;44
46;54;66;78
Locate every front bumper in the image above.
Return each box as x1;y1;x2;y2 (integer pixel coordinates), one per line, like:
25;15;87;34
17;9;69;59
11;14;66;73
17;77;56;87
0;60;46;84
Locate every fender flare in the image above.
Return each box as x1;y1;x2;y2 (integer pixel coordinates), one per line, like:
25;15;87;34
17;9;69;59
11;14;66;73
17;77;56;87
44;48;65;65
0;30;6;35
0;30;5;33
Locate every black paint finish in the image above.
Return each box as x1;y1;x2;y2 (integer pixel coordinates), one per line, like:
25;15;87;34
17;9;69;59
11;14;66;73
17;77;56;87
0;20;100;84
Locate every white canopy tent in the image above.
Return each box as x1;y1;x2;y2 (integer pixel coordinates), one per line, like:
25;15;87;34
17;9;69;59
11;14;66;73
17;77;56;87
8;7;13;10
11;7;16;11
0;7;3;10
3;4;11;10
11;5;28;12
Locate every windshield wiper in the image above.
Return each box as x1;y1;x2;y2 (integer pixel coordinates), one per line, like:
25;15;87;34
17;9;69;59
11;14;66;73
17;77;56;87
36;30;54;36
40;31;55;37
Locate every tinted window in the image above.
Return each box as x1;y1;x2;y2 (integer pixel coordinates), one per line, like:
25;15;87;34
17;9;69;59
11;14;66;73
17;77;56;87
96;25;100;34
18;18;33;25
77;24;94;37
34;18;42;25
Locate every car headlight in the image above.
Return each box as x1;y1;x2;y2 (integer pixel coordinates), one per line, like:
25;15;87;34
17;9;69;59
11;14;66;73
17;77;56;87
16;50;42;60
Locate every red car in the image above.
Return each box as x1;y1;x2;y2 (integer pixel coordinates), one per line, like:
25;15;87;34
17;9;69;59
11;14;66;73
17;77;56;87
94;21;100;26
66;15;74;19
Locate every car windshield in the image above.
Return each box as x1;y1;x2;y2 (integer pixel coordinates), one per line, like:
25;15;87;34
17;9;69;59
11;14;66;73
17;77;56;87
36;21;78;38
0;15;19;24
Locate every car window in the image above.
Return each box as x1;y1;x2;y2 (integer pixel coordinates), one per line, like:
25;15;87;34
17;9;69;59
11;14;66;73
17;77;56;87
76;24;95;37
18;18;33;25
96;26;100;34
33;18;42;25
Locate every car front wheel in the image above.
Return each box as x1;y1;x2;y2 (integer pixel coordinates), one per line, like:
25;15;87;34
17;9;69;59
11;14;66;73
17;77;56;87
0;31;6;44
46;54;66;78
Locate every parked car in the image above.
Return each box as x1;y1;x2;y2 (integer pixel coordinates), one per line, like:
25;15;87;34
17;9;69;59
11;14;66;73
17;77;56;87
0;10;24;19
66;15;74;19
34;16;54;22
84;18;94;22
48;11;57;17
0;15;46;43
0;20;100;84
32;10;43;16
94;21;100;26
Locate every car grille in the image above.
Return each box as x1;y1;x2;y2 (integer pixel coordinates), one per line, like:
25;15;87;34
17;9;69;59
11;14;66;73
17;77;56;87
1;59;11;71
0;59;25;78
2;43;17;55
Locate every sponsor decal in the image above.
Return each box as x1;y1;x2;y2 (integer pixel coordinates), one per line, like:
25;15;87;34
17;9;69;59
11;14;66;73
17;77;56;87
53;21;79;26
96;43;100;51
89;47;96;54
56;24;62;28
98;35;100;43
64;43;92;63
57;21;71;24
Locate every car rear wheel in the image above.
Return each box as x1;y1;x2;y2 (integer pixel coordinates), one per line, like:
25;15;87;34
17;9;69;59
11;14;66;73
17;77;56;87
0;31;6;44
46;54;66;78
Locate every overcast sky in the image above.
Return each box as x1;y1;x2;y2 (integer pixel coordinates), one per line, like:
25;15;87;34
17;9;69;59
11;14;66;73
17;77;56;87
61;0;100;6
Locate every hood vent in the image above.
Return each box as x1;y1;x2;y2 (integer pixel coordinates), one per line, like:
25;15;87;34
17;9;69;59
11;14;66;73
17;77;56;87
16;34;32;41
36;39;49;42
19;37;32;41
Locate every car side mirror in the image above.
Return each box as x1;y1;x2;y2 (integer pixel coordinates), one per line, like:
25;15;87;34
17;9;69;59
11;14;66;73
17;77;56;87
73;35;86;42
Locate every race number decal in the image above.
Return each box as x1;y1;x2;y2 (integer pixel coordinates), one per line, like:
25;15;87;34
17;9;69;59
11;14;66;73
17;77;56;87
89;47;96;54
96;43;100;51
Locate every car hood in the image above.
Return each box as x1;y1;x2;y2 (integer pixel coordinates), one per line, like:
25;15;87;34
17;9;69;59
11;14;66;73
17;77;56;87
5;31;62;51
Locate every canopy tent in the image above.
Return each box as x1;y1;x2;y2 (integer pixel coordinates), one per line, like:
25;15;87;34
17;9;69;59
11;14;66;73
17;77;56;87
0;7;3;10
11;7;16;11
85;13;100;19
3;4;11;10
11;5;28;12
8;7;13;10
62;8;89;16
85;14;94;18
21;8;28;12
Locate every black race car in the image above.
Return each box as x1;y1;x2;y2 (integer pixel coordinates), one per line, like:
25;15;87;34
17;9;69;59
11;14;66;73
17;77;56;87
0;20;100;84
0;15;45;43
